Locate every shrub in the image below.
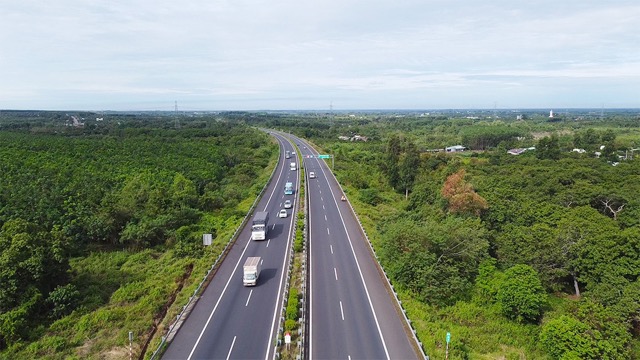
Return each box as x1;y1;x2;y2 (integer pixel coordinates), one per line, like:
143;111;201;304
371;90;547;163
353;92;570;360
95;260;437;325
47;284;80;319
540;315;598;359
285;288;299;321
496;264;546;323
284;319;297;332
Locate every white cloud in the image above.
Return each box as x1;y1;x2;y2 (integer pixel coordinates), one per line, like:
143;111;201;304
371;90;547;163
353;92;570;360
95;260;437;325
1;0;639;110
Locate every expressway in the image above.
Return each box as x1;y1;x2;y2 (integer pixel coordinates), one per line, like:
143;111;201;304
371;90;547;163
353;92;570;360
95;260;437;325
294;137;420;360
162;132;299;360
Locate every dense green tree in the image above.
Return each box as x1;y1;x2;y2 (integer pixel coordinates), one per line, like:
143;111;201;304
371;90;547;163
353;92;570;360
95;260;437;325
496;264;546;323
0;219;71;346
540;315;600;359
494;223;567;291
380;217;488;305
573;128;600;150
460;126;523;150
536;135;561;160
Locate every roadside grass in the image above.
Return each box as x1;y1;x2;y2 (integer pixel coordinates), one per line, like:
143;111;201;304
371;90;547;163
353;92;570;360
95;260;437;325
2;249;192;360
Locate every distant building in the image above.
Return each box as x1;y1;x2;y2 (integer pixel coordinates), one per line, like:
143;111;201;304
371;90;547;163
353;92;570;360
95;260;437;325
508;147;535;155
338;135;369;142
446;145;467;152
351;135;368;142
67;115;85;127
508;148;527;155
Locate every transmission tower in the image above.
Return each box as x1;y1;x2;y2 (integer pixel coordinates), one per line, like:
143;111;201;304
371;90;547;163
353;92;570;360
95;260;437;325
174;100;180;129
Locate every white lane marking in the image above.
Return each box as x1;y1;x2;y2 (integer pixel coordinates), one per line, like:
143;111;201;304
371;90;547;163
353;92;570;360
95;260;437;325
189;134;289;360
322;204;325;210
321;197;324;202
330;245;333;254
262;137;289;212
334;268;338;281
187;230;253;359
324;214;327;221
261;259;264;265
319;189;321;194
348;356;351;360
267;239;270;248
327;228;330;235
226;336;236;360
326;168;391;359
272;224;275;230
246;290;253;306
265;167;297;360
339;301;344;321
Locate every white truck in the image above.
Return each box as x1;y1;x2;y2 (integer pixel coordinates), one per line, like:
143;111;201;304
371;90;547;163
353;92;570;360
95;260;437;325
251;211;269;240
290;162;297;171
243;257;261;286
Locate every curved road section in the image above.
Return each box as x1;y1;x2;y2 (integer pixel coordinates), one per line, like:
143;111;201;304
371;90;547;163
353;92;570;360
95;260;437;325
163;133;298;360
293;136;420;360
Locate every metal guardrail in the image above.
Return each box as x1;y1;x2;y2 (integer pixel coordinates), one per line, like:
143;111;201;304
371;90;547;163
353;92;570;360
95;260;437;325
148;139;282;360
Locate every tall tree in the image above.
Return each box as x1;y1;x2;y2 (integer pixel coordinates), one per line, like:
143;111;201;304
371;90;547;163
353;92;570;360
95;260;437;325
382;134;402;189
441;169;488;216
536;134;561;160
398;141;420;198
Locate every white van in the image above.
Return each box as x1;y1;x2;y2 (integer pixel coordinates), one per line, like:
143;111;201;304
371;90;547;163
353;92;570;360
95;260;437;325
290;162;297;171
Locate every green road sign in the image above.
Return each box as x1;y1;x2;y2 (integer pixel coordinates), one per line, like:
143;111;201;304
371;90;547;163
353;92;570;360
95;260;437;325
318;155;331;159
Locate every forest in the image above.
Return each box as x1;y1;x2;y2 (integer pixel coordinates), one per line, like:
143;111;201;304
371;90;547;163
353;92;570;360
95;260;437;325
1;109;640;359
251;109;640;359
0;111;277;358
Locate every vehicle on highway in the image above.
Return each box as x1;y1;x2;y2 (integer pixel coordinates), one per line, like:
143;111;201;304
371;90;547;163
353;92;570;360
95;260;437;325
309;171;316;179
251;211;269;240
284;199;292;208
285;150;291;159
243;257;261;286
278;209;288;218
284;182;294;195
290;162;297;171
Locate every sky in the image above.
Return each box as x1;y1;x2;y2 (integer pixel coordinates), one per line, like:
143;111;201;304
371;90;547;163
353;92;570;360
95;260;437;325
1;0;639;111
